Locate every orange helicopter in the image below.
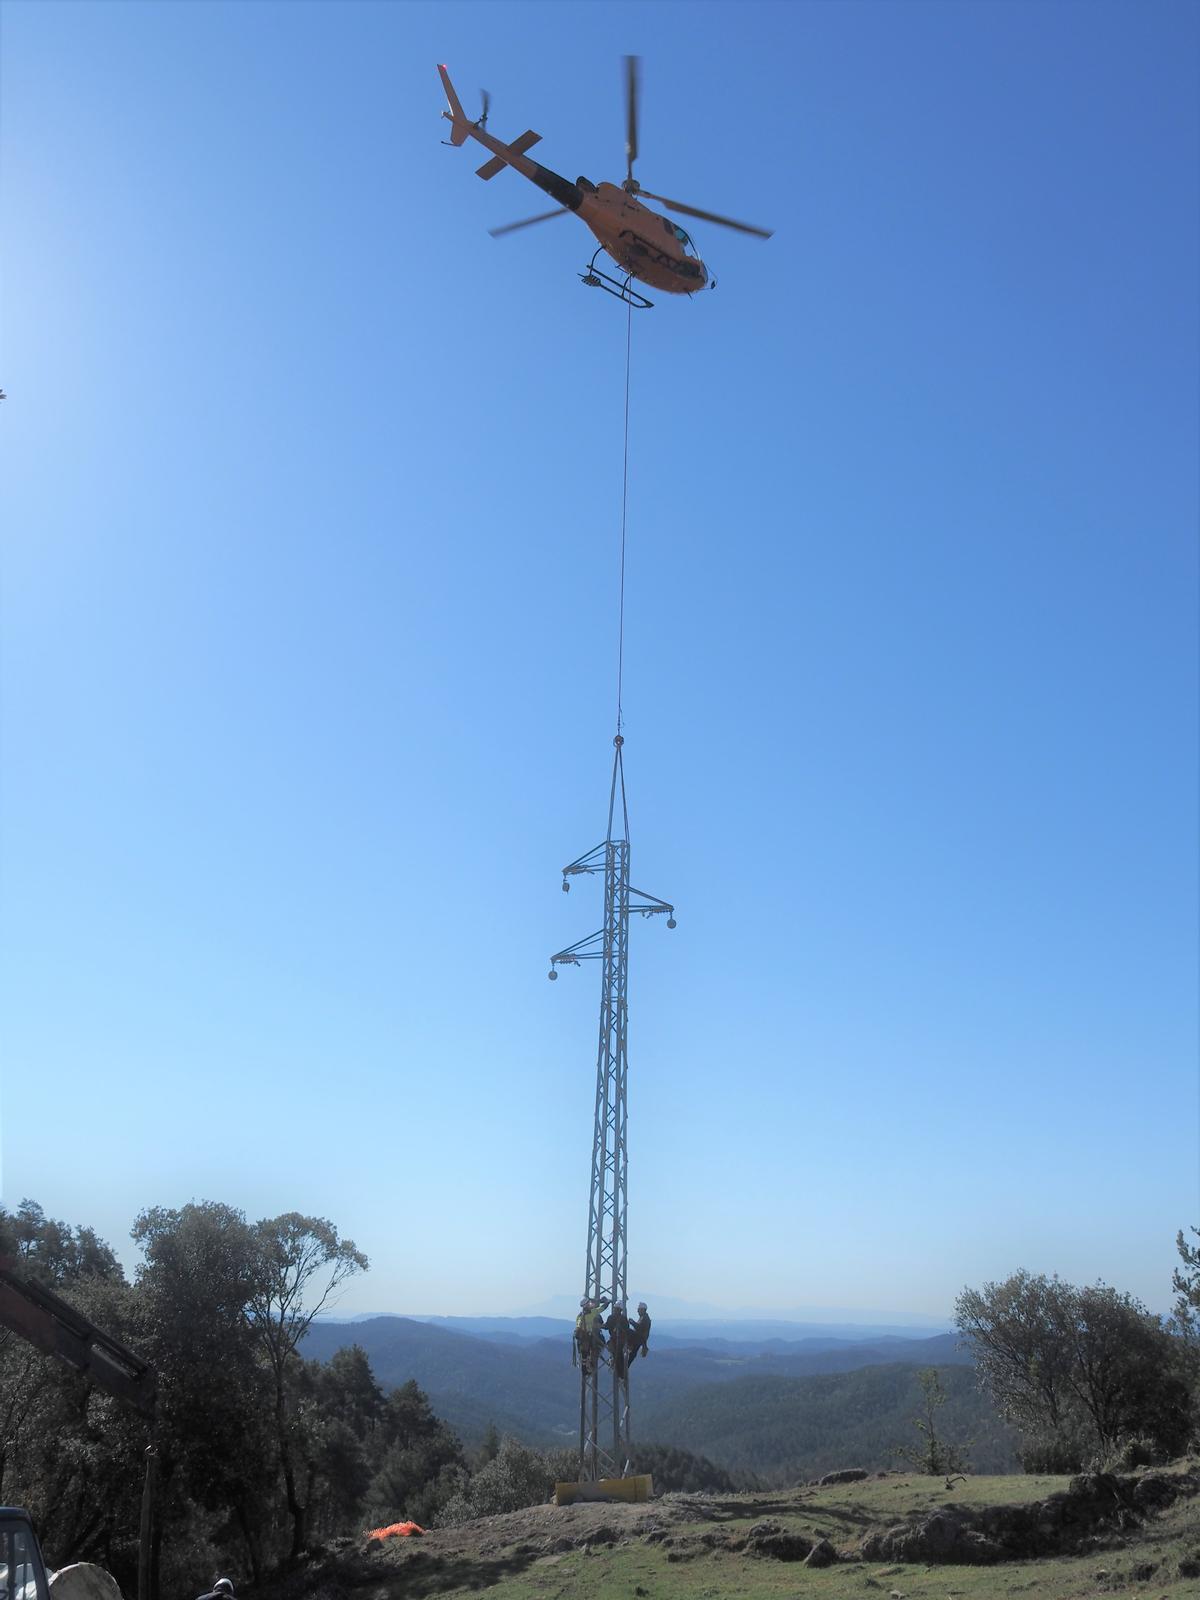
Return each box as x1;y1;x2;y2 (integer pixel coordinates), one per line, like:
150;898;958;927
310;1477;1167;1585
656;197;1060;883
437;58;771;307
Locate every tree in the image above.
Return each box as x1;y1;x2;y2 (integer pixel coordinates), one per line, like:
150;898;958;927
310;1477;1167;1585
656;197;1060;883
288;1359;374;1539
956;1271;1193;1468
4;1195;387;1588
245;1213;368;1557
895;1368;970;1475
4;1198;122;1285
0;1203;144;1583
321;1345;388;1441
1172;1227;1200;1339
132;1202;278;1582
363;1380;465;1528
1066;1283;1191;1457
956;1272;1077;1440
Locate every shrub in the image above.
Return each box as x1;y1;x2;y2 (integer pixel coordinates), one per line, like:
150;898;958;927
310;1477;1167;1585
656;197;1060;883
631;1443;742;1493
1092;1436;1165;1472
957;1270;1195;1468
438;1437;557;1523
1019;1432;1086;1474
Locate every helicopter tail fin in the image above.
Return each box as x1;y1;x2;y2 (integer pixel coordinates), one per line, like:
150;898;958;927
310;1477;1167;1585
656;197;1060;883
438;65;472;146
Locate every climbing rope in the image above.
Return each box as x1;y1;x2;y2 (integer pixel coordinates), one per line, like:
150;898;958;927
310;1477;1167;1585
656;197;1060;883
616;295;633;734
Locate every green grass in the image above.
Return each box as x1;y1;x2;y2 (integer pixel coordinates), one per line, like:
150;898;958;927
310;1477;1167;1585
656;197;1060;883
477;1543;1198;1600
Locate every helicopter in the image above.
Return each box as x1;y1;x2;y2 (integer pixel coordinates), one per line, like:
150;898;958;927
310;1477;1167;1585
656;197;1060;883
437;58;771;307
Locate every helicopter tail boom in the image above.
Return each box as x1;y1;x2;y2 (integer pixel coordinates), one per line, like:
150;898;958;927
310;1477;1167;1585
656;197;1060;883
438;65;472;145
436;66;582;218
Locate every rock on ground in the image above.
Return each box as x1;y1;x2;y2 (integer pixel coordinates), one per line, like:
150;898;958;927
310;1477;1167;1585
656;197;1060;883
804;1537;838;1567
858;1467;1200;1566
49;1566;125;1600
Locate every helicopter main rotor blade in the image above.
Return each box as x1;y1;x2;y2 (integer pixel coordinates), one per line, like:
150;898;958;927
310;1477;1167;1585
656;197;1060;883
624;55;640;187
638;189;773;239
488;207;571;237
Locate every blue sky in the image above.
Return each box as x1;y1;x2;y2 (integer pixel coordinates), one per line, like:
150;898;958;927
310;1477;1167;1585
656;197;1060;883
1;0;1196;1321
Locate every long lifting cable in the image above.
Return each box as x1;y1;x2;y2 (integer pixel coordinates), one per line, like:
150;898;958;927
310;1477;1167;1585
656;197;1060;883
616;296;633;735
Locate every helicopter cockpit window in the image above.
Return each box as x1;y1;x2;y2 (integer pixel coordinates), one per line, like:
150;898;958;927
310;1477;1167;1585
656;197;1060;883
670;222;696;254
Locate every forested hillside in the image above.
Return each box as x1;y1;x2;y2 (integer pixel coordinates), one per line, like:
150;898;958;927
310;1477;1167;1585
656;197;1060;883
638;1361;1020;1481
299;1316;969;1445
302;1317;573;1442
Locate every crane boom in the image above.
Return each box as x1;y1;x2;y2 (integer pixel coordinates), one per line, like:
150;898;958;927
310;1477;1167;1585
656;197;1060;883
0;1257;156;1417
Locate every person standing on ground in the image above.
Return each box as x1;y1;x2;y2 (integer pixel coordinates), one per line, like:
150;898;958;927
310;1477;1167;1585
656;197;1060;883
196;1579;236;1600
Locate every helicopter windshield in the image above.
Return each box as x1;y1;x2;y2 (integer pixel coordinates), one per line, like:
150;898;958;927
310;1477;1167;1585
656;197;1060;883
661;216;697;256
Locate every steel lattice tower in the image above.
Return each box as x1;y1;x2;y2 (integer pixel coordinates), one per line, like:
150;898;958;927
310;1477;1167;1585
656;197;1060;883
549;732;674;1479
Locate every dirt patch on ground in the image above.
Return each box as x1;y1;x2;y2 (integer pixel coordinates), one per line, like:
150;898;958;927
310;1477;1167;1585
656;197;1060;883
255;1493;725;1600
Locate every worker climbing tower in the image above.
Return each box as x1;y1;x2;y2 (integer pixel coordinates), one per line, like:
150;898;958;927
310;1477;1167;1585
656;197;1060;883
547;302;674;1483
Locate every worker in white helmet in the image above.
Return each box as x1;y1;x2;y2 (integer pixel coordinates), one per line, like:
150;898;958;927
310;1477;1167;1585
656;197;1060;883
625;1301;652;1362
605;1301;630;1377
196;1579;235;1600
573;1298;592;1371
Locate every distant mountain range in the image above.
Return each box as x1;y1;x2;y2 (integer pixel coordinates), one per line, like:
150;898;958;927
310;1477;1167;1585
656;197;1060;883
321;1305;960;1344
504;1293;953;1328
299;1313;974;1462
396;1313;955;1346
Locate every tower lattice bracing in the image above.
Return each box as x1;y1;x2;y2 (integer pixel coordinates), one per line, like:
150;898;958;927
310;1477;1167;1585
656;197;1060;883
550;734;673;1479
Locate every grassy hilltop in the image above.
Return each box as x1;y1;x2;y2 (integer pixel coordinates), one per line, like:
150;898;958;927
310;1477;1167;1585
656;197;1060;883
266;1463;1200;1600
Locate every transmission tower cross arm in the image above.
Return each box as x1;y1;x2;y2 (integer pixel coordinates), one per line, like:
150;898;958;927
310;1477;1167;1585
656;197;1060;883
548;892;676;977
549;928;605;976
628;885;675;924
561;843;609;882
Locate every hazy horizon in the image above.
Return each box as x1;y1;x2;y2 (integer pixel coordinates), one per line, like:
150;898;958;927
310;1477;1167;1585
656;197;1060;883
314;1297;955;1329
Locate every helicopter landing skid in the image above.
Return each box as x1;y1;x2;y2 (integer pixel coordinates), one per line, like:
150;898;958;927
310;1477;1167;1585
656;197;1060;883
579;251;653;309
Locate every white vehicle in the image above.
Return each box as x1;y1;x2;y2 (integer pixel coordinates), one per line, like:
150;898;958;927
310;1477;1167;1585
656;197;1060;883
0;1511;51;1600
